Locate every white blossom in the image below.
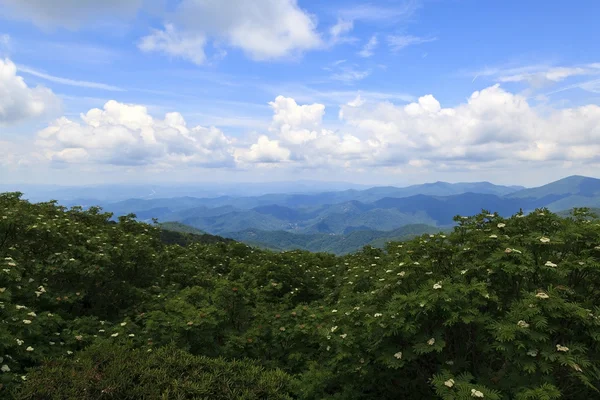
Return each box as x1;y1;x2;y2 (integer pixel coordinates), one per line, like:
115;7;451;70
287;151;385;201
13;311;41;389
1;365;10;372
394;352;402;359
556;344;569;352
536;292;550;299
544;261;557;267
517;320;530;328
540;237;550;243
433;282;442;290
471;389;484;398
26;346;34;352
427;338;435;345
497;223;506;228
444;379;455;388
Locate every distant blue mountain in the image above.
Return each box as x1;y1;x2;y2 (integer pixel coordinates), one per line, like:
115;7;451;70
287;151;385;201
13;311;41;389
5;176;598;251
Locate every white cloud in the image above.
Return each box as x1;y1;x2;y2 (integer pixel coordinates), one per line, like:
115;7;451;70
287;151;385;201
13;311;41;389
269;95;324;145
248;95;373;168
0;58;60;125
0;0;144;29
330;67;371;83
10;85;600;176
140;0;323;64
339;84;600;167
473;63;600;88
17;65;124;91
337;2;420;23
387;35;437;52
139;24;207;65
329;19;354;44
35;100;235;168
235;135;291;164
358;35;378;58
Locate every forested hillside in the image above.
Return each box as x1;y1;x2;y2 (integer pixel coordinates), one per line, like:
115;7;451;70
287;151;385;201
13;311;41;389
81;176;600;254
2;191;600;399
224;224;447;255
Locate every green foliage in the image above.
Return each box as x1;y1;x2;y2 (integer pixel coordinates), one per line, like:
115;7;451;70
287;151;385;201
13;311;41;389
14;342;296;399
159;223;235;247
2;192;600;399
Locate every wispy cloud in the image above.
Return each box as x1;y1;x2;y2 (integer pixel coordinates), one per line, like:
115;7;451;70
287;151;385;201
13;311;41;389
543;78;600;96
471;63;600;88
330;67;371;83
256;82;414;105
0;34;9;47
387;35;437;52
329;19;354;45
358;35;378;58
338;1;421;23
18;65;125;91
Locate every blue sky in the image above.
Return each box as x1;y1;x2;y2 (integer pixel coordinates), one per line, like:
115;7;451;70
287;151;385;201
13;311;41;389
1;0;600;187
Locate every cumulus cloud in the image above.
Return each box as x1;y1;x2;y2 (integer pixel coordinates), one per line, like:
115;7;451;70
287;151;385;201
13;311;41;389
235;86;600;172
240;95;372;168
0;58;60;125
13;85;600;174
0;0;144;29
235;135;291;164
35;100;235;168
268;95;324;145
339;84;600;167
140;0;322;64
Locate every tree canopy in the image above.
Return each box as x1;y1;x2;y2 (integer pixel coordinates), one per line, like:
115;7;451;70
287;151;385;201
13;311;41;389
1;191;600;399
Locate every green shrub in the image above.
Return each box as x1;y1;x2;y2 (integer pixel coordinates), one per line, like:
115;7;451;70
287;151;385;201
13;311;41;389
14;341;296;399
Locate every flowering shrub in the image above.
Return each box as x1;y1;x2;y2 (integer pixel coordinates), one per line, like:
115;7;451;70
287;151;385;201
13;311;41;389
1;192;600;399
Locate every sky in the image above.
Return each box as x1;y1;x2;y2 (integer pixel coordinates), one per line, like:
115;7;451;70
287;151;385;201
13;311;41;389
1;0;600;188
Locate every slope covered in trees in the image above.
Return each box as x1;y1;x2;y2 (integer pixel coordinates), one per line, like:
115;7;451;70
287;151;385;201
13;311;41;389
1;192;600;399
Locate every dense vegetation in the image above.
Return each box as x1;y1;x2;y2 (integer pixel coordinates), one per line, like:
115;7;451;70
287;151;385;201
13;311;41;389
2;191;600;399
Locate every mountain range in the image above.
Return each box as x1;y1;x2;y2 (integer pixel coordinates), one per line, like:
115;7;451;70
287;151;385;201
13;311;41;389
7;175;599;254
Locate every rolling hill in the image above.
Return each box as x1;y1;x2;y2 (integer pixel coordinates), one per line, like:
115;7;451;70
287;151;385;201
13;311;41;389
33;175;599;251
223;224;447;255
